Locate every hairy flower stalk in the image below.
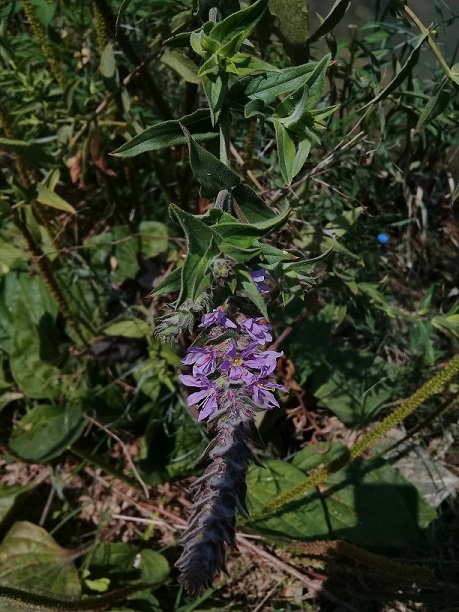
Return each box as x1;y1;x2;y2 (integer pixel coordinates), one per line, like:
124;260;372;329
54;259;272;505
175;271;286;594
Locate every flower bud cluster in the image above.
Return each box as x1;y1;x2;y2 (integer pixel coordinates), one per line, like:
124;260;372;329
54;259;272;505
175;280;286;594
155;293;212;344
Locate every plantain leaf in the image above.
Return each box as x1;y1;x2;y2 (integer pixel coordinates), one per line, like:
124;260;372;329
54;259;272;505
0;521;81;598
9;403;85;463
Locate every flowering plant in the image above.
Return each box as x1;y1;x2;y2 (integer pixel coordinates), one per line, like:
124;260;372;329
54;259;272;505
114;0;334;594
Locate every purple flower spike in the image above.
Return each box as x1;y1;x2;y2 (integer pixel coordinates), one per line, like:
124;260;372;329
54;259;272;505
182;347;218;376
249;268;272;294
240;316;272;345
179;374;219;421
199;309;237;330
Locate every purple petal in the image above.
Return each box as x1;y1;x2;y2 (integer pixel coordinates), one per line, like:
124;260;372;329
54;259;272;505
187;389;210;406
198;394;219;421
179;374;204;388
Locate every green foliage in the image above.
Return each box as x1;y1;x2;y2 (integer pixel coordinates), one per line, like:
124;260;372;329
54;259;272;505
246;449;436;546
0;0;458;608
0;521;82;598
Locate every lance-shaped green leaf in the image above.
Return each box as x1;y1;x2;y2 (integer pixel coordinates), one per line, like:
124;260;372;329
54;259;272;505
161;48;200;84
182;125;241;197
36;184;76;214
235;267;269;317
229;54;330;106
219;243;264;262
209;0;268;55
416;82;450;131
110;109;217;158
183;130;288;229
202;69;228;124
210;210;285;247
271;62;335;184
232;183;289;229
169;205;220;303
274;119;312;184
190;29;220;57
305;0;351;45
362;33;428;109
149;267;182;297
226;52;280;77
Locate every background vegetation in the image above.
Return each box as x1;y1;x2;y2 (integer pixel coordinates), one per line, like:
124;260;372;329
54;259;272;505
0;0;458;609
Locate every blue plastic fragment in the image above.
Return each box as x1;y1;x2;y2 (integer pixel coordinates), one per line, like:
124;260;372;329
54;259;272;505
377;233;389;244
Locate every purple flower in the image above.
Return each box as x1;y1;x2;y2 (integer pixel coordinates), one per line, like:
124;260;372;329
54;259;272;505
249;268;272;294
249;378;287;409
199;309;237;330
240;316;272;345
243;348;283;377
179;374;219;421
182;347;218;376
220;341;255;383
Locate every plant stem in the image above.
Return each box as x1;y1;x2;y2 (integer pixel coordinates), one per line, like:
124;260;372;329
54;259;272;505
403;5;453;81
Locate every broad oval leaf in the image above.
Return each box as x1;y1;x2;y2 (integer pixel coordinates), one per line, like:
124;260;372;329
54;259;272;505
0;521;81;598
9;404;85;463
0;486;31;529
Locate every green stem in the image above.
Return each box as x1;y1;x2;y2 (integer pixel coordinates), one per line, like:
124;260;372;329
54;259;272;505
403;5;453;81
219;103;231;168
0;583;150;611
